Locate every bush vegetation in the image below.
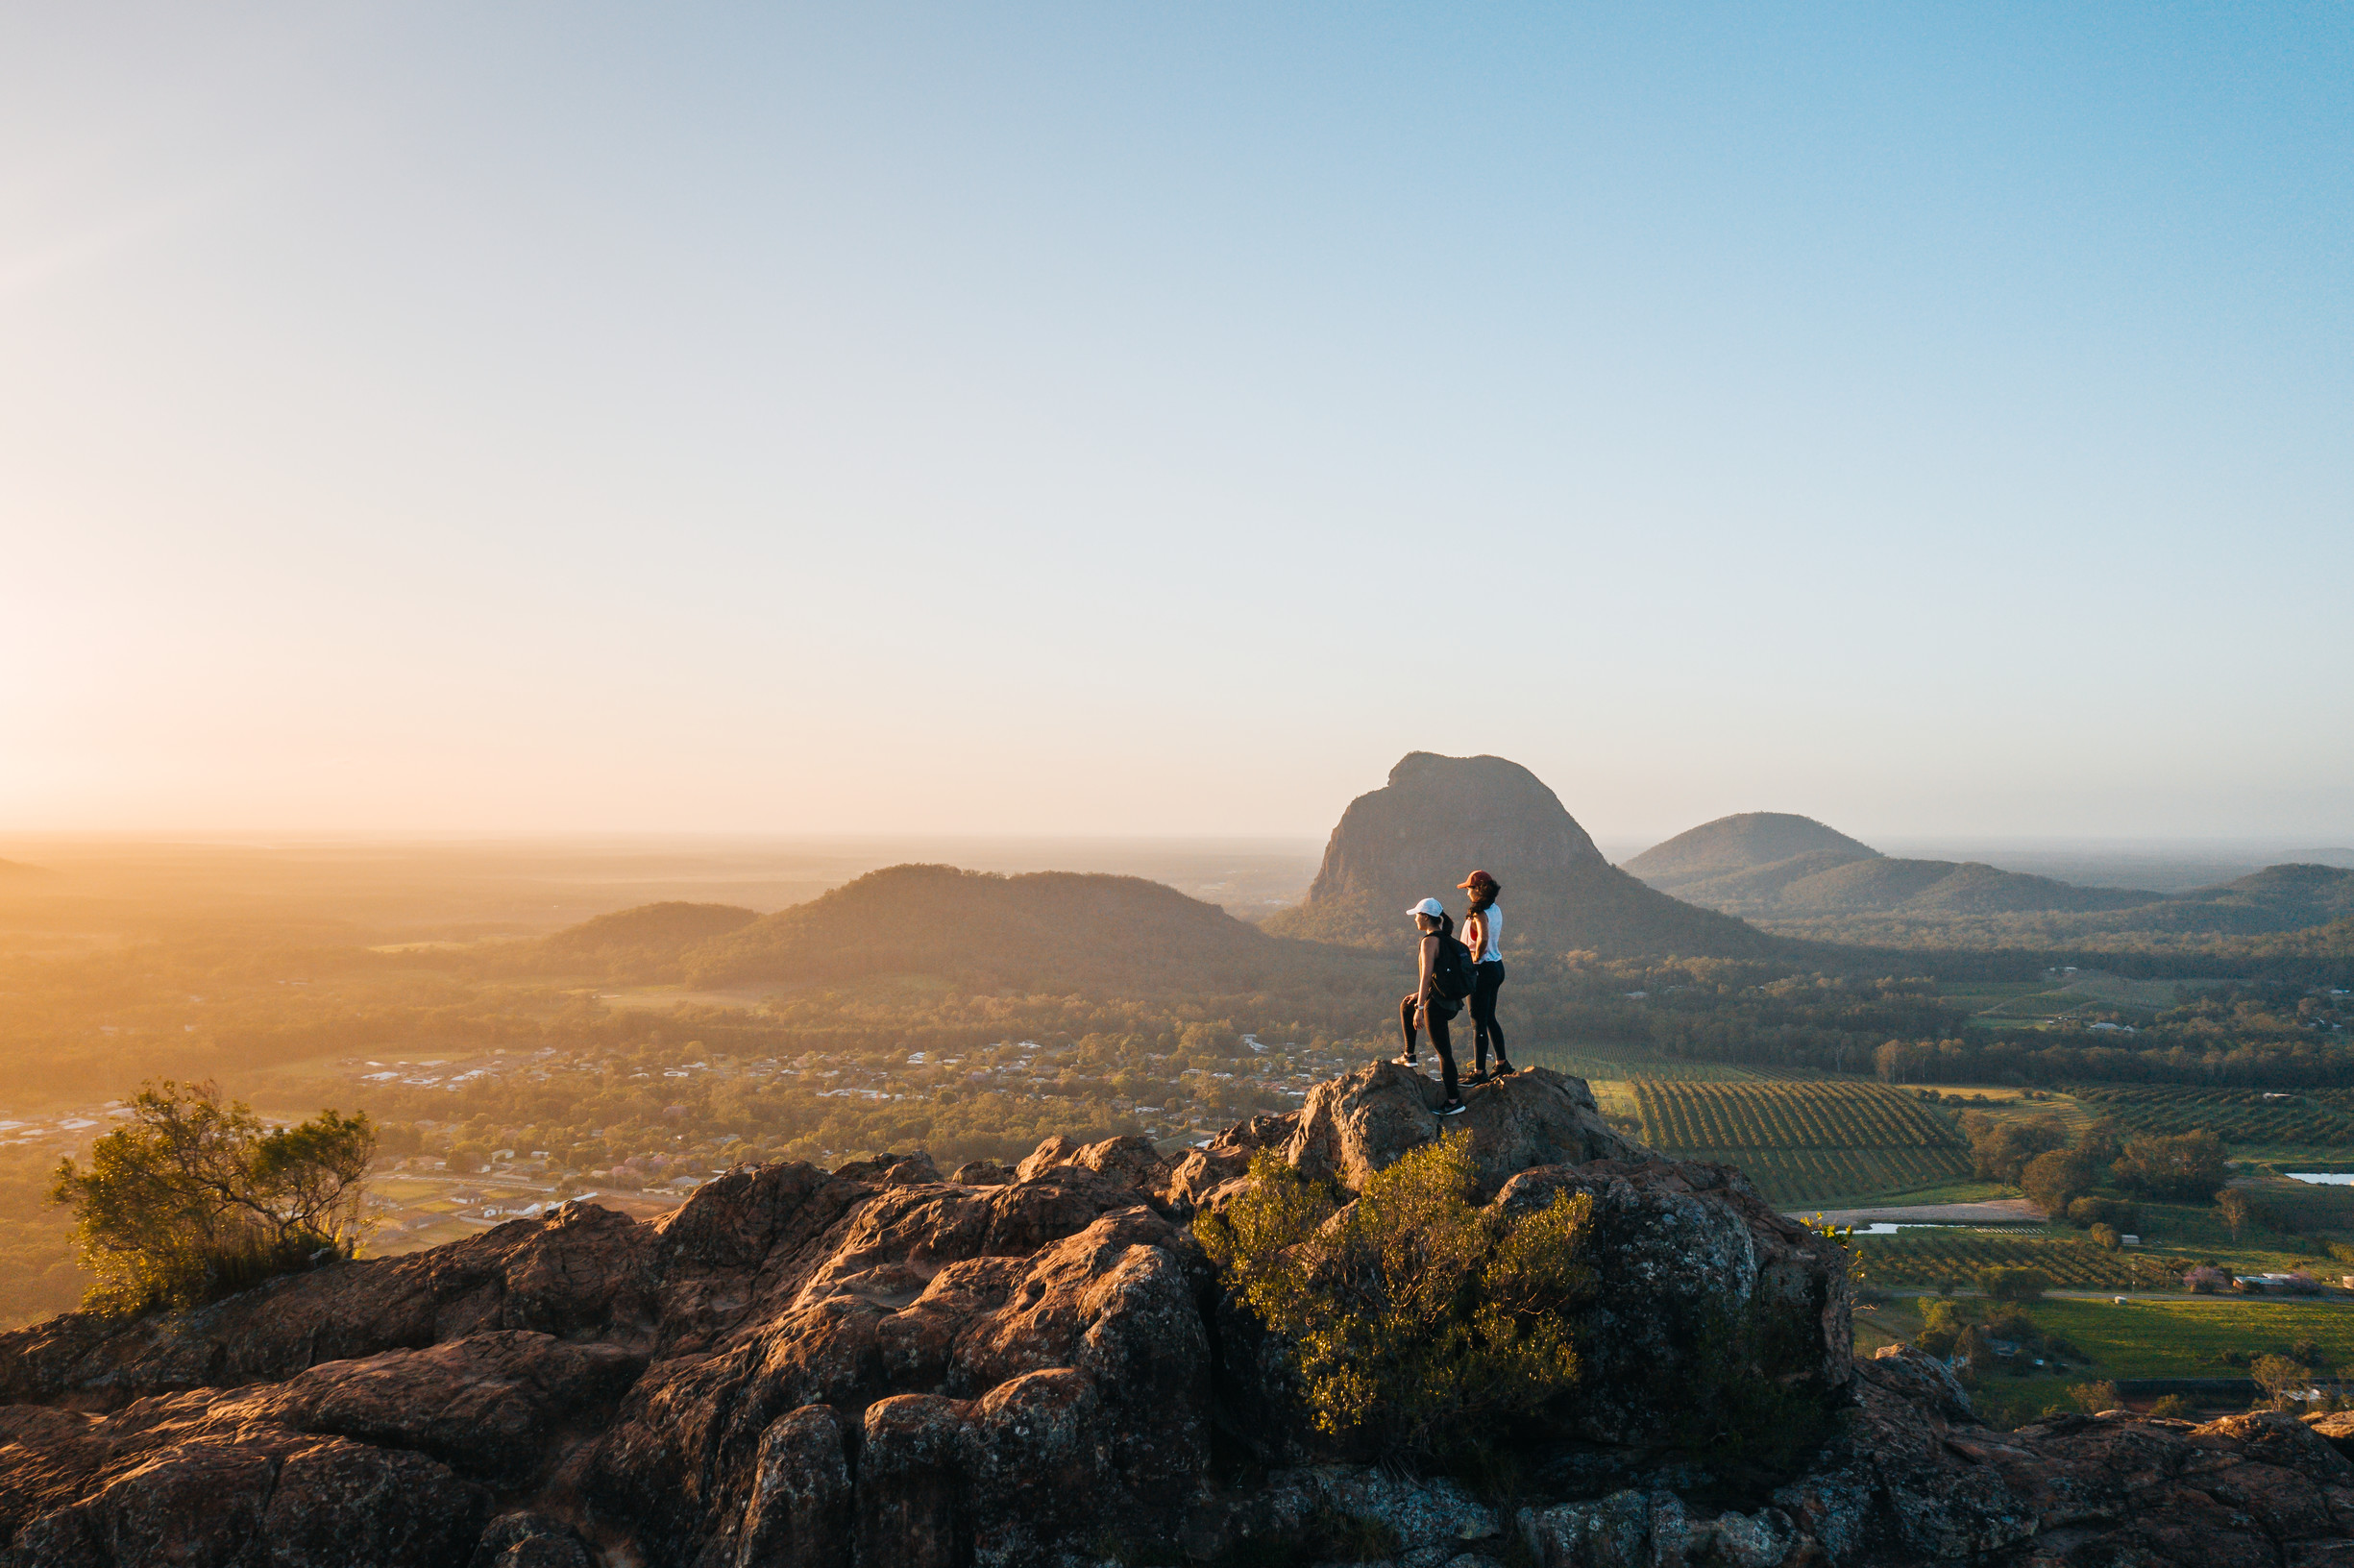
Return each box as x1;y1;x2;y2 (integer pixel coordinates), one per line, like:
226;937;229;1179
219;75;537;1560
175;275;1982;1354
1978;1266;2052;1301
2113;1129;2229;1200
51;1081;375;1316
1193;1136;1596;1458
2069;1379;2121;1413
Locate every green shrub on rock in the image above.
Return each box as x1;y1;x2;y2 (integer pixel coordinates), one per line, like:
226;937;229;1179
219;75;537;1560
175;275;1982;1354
51;1080;375;1316
1193;1134;1595;1457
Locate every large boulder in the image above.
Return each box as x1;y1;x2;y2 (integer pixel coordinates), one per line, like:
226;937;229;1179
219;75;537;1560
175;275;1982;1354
1284;1062;1637;1192
1490;1155;1854;1448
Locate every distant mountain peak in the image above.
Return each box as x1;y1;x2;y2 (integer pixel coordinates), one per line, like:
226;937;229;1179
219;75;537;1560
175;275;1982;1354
1265;751;1774;955
1622;813;1879;891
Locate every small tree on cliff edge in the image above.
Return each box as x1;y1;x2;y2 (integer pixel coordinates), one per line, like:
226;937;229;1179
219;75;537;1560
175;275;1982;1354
52;1080;376;1316
1193;1133;1595;1458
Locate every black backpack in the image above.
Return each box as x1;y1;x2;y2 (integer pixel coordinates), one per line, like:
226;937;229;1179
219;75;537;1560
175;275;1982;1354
1430;932;1478;1000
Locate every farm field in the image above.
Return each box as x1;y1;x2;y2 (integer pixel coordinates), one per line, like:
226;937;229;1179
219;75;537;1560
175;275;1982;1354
1557;1068;2354;1212
1633;1080;1963;1153
1631;1079;1974;1205
1879;1296;2354;1380
1518;1047;1771;1082
1941;971;2208;1028
1851;1294;2354;1430
1712;1148;1976;1206
1856;1231;2179;1290
2069;1085;2354;1147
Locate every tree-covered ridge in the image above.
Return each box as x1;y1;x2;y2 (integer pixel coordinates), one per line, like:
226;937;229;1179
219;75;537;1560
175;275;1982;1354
1704;867;2354;946
681;864;1353;991
511;900;759;981
1628;809;2354;942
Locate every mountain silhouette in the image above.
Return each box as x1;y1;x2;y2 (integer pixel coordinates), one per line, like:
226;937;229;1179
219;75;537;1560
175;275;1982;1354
1263;752;1778;955
1627;811;2163;919
679;863;1366;991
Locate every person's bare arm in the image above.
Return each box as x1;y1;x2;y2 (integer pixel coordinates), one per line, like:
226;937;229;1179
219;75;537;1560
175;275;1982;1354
1414;934;1436;1023
1464;911;1486;960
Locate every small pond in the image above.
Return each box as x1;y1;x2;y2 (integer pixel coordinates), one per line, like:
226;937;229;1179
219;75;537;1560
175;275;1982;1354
2288;1172;2354;1186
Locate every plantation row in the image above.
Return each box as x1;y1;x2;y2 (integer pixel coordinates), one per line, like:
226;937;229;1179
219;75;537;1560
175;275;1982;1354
1633;1080;1964;1153
2084;1086;2323;1108
1517;1048;1762;1084
1857;1233;2179;1291
1693;1146;1973;1207
2069;1086;2354;1146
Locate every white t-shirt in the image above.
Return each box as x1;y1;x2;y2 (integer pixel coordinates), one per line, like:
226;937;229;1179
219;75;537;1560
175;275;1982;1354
1468;903;1502;962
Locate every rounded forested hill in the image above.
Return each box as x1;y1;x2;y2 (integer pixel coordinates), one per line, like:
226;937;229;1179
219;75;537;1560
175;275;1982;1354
1622;812;1878;893
2107;864;2354;935
680;864;1361;992
1262;752;1781;957
516;900;762;981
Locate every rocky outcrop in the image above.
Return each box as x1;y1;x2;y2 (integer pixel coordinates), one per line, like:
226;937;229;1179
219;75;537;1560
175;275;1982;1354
1286;1061;1637;1192
3;1066;2347;1567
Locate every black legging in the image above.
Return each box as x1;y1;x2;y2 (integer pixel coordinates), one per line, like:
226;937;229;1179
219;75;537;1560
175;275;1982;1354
1398;992;1459;1104
1469;961;1509;1071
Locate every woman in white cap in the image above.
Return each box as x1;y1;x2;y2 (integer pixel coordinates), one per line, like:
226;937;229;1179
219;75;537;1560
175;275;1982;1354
1393;897;1468;1115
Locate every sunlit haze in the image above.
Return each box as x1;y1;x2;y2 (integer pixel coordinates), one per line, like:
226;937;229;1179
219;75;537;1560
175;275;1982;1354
4;6;2347;842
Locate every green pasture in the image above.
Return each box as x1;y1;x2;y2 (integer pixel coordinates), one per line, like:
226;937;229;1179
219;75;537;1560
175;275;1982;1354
1859;1293;2354;1426
2118;1190;2354;1273
1932;981;2052;1004
1917;1088;2098;1133
1985;1298;2354;1380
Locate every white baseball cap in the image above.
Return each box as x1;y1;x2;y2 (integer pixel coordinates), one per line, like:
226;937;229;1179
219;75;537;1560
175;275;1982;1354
1407;897;1446;919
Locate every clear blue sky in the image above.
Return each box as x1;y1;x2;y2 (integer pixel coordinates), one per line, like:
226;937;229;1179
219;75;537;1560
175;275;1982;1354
3;5;2347;841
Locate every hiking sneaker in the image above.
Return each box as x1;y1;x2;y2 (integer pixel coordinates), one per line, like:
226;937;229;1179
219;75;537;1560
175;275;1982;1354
1390;1054;1419;1068
1492;1060;1516;1075
1437;1099;1468;1116
1464;1070;1491;1086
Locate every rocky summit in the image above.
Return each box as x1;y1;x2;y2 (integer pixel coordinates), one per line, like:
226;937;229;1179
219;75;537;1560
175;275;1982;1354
1263;752;1776;956
6;1066;2354;1567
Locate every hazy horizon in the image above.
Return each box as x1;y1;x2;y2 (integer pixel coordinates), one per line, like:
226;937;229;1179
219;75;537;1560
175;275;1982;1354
5;7;2347;841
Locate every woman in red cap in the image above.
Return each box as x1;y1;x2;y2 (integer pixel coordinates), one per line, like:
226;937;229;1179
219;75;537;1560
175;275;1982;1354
1459;870;1514;1079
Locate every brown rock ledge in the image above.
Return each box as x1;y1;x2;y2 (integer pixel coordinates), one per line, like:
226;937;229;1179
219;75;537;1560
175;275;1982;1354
1;1063;2344;1567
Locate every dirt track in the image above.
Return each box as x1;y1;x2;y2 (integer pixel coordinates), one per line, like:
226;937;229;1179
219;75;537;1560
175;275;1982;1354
1793;1197;2046;1226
